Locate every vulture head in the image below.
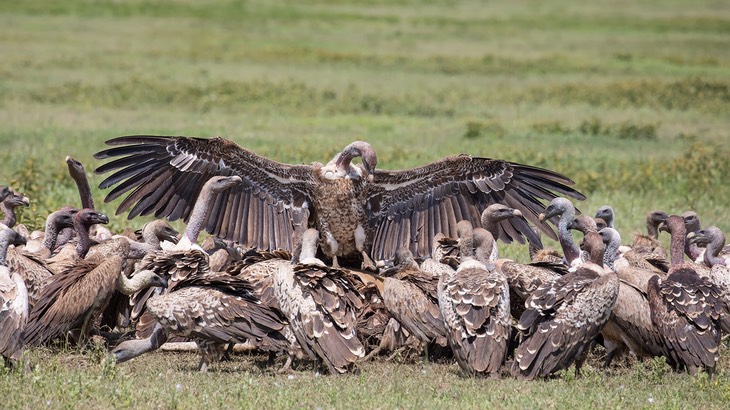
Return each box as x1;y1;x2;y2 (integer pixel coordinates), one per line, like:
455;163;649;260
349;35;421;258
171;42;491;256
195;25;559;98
567;214;598;234
0;228;27;248
538;197;575;222
658;214;684;235
480;204;522;227
646;210;668;229
75;209;110;226
142;219;180;245
3;189;30;208
594;205;614;228
681;211;701;233
687;226;725;249
326;141;377;179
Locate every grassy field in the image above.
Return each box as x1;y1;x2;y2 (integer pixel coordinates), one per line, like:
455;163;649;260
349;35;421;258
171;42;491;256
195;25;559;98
1;0;729;408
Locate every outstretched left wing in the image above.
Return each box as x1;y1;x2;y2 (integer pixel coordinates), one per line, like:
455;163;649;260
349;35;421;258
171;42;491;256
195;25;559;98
365;155;585;262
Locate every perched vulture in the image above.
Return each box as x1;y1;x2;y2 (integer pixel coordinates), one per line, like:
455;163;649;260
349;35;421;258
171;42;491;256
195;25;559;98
0;229;29;368
94;136;585;265
438;221;511;378
648;215;730;374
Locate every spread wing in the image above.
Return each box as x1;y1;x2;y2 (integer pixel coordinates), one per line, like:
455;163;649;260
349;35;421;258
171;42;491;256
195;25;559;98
94;135;314;251
365;155;585;262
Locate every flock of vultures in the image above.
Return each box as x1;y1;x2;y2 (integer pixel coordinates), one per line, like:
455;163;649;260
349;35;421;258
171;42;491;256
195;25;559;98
1;135;728;380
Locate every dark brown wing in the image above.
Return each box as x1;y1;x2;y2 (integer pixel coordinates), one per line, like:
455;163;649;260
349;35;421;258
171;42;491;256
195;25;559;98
443;268;511;374
289;264;366;373
94;136;313;251
366;155;585;261
24;257;121;346
647;268;728;372
512;268;617;380
147;273;289;352
382;276;446;346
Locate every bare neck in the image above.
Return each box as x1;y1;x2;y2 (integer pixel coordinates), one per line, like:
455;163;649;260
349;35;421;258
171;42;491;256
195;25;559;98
1;202;16;227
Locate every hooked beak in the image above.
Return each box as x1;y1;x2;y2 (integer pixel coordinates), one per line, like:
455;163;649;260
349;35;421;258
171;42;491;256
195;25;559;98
512;209;522;217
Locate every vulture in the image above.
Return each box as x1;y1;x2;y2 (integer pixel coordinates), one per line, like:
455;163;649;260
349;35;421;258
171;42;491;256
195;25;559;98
687;226;730;299
594;205;614;229
125;175;243;345
647;215;730;374
24;209;169;347
538;197;583;267
274;228;366;374
682;211;703;262
597;228;665;367
377;247;448;362
93;136;585;266
145;272;290;372
511;219;619;380
0;189;30;229
0;229;29;368
438;221;510;377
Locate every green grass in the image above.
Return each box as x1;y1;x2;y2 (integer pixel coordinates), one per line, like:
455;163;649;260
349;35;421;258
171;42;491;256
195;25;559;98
2;347;729;409
1;0;729;407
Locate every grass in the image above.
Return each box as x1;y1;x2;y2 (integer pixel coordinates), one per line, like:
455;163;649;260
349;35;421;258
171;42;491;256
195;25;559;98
0;0;729;407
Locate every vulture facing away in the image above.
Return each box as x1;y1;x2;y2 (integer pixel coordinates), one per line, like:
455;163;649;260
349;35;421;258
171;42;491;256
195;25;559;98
94;136;585;265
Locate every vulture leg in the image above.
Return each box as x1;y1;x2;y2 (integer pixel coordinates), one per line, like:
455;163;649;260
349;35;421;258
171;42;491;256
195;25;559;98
361;344;384;362
386;346;407;361
360;252;376;271
331;256;340;269
355;224;376;271
112;324;168;363
278;354;294;373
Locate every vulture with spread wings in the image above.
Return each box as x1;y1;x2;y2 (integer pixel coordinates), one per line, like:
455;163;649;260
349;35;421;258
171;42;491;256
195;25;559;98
94;136;584;266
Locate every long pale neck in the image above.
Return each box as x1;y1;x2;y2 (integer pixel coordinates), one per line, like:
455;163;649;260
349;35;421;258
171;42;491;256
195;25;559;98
75;220;92;258
603;237;619;270
73;170;95;210
0;239;9;266
183;187;216;243
116;272;156;295
1;202;16;227
558;210;580;264
43;217;62;251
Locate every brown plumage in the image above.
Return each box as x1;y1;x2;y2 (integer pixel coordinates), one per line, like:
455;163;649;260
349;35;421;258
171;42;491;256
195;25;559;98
0;229;29;367
438;221;510;377
94;136;585;266
146;272;290;372
647;215;730;374
274;228;366;374
24;209;168;347
380;248;448;358
511;230;619;380
597;228;665;366
131;248;210;339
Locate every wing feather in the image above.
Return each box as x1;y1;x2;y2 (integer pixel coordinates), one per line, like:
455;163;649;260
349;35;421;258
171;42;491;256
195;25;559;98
95;136;312;251
367;155;584;261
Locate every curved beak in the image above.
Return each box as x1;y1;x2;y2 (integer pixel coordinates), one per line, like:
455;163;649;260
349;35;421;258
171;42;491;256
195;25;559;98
512;209;522;217
99;214;110;224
